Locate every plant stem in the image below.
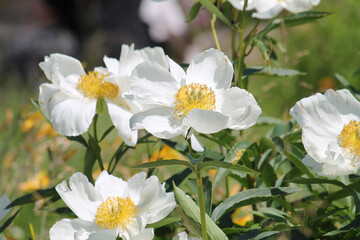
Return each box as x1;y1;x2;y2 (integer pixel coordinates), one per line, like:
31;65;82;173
236;0;248;88
195;165;208;240
93;114;98;142
211;14;222;51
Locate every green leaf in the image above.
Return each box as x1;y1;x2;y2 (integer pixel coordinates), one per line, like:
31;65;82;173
284;145;314;178
173;183;229;240
67;135;88;148
133;159;194;171
272;137;285;153
214;141;250;187
147;217;181;229
289;178;350;191
256;116;283;126
257;11;331;37
211;187;300;222
186;177;212;215
199;161;258;175
335;73;360;97
325;216;360;236
328;178;360;201
164;168;192;191
247;66;305;77
187;153;205;165
7;188;57;208
198;0;232;27
187;2;202;22
0;209;21;233
261;164;277;187
84;149;97;184
354;191;360;215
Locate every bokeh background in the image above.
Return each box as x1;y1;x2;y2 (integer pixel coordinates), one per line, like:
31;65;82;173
0;0;359;239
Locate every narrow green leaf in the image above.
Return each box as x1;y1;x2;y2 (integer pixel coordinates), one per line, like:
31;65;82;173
133;159;194;171
199;161;258;175
247;66;305;77
335;73;360;97
198;0;232;27
214;141;249;187
0;209;21;233
84;149;97;184
187;2;202;22
284;145;314;178
261;164;277;187
324;216;360;236
354;191;360;215
173;183;229;240
7;188;57;208
257;11;331;37
290;178;350;191
99;125;115;142
146;217;181;229
328;178;360;201
211;187;300;222
164;168;192;191
67;135;88;148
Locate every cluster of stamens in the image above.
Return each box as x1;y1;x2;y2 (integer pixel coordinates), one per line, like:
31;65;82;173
95;196;135;229
174;83;216;118
77;71;119;100
339;120;360;157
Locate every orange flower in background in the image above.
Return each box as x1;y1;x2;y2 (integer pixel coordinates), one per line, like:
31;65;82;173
318;77;336;92
19;171;50;192
149;145;185;162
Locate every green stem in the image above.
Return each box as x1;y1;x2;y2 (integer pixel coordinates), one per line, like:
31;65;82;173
211;14;222;51
225;175;231;198
108;142;125;173
236;0;248;89
93;114;99;142
196;165;208;240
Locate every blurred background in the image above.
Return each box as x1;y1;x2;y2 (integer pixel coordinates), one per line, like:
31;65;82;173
0;0;359;239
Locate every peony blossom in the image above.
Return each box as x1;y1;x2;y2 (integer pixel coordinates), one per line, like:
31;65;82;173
290;89;360;176
50;171;176;240
229;0;320;19
38;44;168;146
126;48;261;139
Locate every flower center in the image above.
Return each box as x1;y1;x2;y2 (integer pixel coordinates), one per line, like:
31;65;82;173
95;196;135;229
77;71;119;100
339;120;360;157
174;83;216;118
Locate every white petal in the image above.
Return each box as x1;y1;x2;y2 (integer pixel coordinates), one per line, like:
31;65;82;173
228;0;256;10
39;53;85;81
119;44;169;76
191;134;204;152
103;56;120;74
38;83;60;120
50;95;96;136
324;89;360;123
252;5;283;19
218;88;262;130
290;92;343;159
185;109;229;134
130;107;187;139
126;172;148;205
0;195;10;222
135;176;176;224
94;171;128;200
168;56;186;86
131;228;154;240
186;49;233;90
119;216;147;240
282;0;319;13
49;218;98;240
56;173;102;221
130;61;179;106
253;0;279;12
87;229;117;240
106;100;138;146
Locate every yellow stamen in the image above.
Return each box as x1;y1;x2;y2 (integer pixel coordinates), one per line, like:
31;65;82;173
77;71;119;100
95;196;135;229
339;120;360;157
174;83;216;118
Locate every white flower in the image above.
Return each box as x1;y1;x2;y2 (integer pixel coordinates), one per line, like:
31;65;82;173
173;231;201;240
139;0;188;42
0;195;11;222
126;48;261;139
50;171;176;240
252;0;320;19
228;0;256;11
290;89;360;176
38;44;168;146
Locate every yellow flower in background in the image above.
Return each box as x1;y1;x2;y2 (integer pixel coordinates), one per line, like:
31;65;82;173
19;171;50;192
232;206;253;226
21;111;43;133
149;145;186;162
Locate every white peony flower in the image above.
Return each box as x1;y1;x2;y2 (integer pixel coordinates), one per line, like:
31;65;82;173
50;171;176;240
228;0;320;19
173;231;201;240
0;195;11;222
139;0;188;42
252;0;320;19
38;44;168;146
126;48;261;139
290;89;360;176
